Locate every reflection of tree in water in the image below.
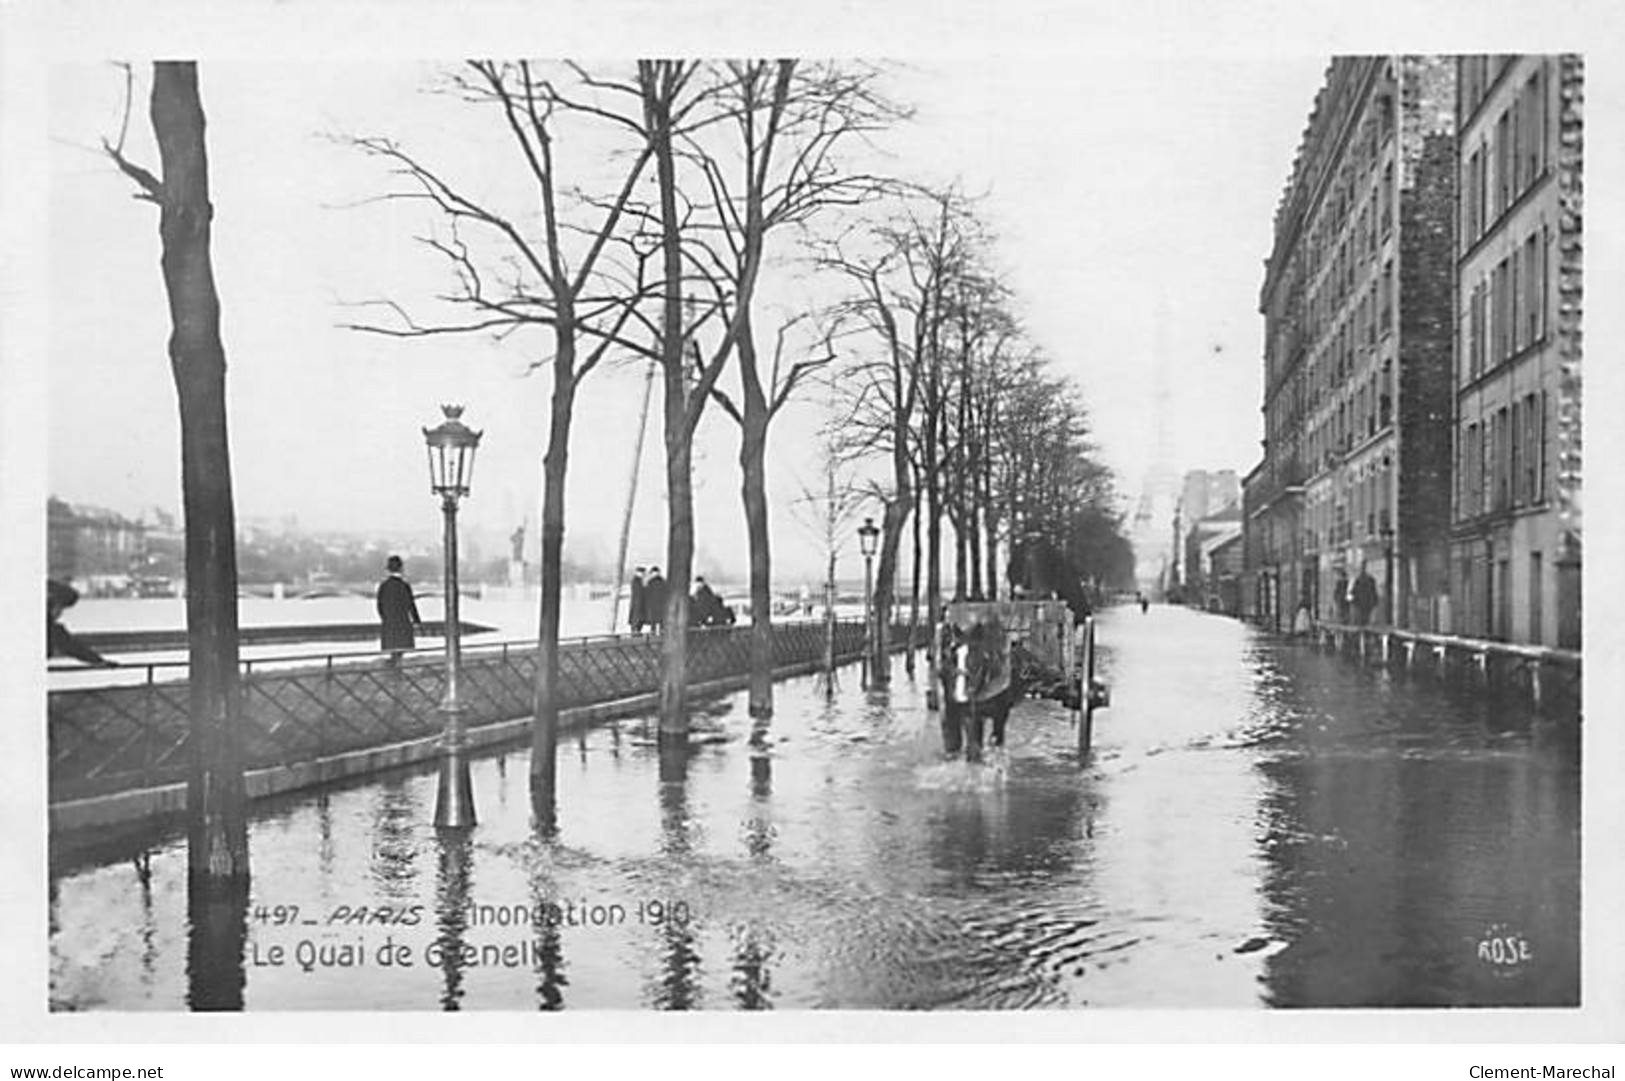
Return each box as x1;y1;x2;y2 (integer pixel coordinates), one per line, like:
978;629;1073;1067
729;923;775;1010
525;839;568;1011
732;745;777;1007
315;793;336;880
744;752;775;861
649;744;700;1009
432;830;474;1011
135;851;160;991
186;882;248;1011
370;780;423;901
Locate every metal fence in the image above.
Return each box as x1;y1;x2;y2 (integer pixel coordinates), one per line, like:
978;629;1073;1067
49;621;870;804
1310;621;1581;717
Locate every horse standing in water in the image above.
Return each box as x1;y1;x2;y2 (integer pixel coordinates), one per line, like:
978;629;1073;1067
937;615;1022;762
936;601;1095;761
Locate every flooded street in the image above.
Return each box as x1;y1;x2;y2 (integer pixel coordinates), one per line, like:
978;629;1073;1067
48;605;1579;1010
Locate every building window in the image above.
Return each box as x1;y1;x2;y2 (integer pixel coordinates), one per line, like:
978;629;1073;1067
1476;141;1488;241
1462;151;1479;242
1537;390;1548;503
1493;259;1510;363
1466;421;1482;516
1526;66;1545;189
1510;89;1523;195
1511;246;1523;354
1526;231;1542;344
1380;162;1393;235
1501;398;1514;507
1494;406;1510;511
1496;109;1511;219
1381;260;1393;332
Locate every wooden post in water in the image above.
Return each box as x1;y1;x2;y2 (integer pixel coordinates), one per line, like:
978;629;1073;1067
1078;617;1096;761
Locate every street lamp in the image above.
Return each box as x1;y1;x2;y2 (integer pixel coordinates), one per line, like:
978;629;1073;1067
424;404;483;829
857;516;880;688
1380;521;1395;627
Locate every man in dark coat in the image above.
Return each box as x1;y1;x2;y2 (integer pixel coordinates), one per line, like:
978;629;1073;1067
628;566;647;634
643;567;667;633
1351;569;1379;627
47;579;116;667
377;555;422;664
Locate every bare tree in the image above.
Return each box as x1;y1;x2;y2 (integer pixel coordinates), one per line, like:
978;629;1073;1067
104;61;247;888
683;60;903;719
341;61;657;823
787;382;867;700
635;59;744;736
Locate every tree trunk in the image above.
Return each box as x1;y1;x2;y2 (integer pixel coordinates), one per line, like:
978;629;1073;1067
650;67;692;735
967;403;983;599
924;377;943;707
740;413;773;719
661;420;695;731
983;409;999;598
736;314;775;719
872;414;913;687
529;329;576;826
150;62;248;889
906;458;922;676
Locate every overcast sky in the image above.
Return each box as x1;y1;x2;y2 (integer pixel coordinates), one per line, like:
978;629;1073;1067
41;50;1331;582
26;2;1621;590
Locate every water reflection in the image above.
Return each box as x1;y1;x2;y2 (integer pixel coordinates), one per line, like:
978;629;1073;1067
1250;639;1580;1007
432;830;474;1011
729;923;775;1010
49;608;1581;1010
525;851;568;1011
371;780;422;901
185;882;247;1011
651;746;701;1009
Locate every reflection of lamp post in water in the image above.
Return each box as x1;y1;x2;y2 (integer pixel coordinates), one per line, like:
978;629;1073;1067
857;516;880;688
424;405;482;829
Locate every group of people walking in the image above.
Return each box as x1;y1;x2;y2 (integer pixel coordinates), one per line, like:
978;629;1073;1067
1332;569;1381;627
626;566;735;632
627;566;668;634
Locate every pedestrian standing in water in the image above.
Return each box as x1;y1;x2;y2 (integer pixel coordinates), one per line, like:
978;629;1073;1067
376;555;422;666
1137;591;1149;614
643;566;667;634
47;579;116;667
628;566;647;634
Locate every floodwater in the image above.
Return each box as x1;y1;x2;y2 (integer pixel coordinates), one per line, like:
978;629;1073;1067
47;605;1579;1010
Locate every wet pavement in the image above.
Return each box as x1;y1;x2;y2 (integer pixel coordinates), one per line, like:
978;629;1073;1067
48;604;1579;1009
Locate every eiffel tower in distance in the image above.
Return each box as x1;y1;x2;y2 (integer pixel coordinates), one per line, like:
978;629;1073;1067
1130;299;1180;598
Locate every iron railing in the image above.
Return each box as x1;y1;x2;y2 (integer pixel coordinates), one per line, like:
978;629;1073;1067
49;621;873;804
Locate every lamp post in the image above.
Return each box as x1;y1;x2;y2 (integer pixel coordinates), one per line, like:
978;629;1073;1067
1380;523;1395;627
424;404;483;829
857;516;880;689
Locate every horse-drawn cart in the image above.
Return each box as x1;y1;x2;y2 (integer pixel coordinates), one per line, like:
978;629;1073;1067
936;599;1110;761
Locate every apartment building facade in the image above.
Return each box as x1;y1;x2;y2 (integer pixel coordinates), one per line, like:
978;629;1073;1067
1450;55;1582;647
1245;56;1457;631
